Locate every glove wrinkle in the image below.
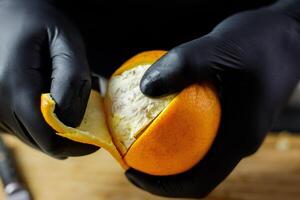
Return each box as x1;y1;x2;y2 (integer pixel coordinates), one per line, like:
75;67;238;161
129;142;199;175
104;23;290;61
12;111;39;149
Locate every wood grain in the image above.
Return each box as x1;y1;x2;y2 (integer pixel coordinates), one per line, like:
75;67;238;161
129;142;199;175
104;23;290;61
0;133;299;200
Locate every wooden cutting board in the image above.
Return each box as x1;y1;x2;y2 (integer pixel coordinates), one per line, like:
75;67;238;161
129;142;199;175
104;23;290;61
0;133;299;200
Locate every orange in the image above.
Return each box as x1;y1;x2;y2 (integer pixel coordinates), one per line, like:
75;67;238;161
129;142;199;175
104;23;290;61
41;50;221;176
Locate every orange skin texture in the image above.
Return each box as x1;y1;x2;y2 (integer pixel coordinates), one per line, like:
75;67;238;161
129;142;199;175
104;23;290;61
108;51;221;176
112;50;167;76
124;83;221;175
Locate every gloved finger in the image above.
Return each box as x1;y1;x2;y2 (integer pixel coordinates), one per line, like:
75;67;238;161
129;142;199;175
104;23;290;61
0;35;45;150
48;24;91;127
10;48;98;158
14;78;98;157
140;35;217;97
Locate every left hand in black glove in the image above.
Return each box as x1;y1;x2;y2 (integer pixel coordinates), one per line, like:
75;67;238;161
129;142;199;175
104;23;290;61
0;0;98;158
125;1;300;198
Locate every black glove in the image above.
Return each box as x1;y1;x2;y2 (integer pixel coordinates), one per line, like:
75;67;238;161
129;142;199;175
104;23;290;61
0;0;98;158
126;0;300;198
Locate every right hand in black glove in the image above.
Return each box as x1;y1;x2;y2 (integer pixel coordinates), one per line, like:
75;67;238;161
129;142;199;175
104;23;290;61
0;0;98;158
126;1;300;198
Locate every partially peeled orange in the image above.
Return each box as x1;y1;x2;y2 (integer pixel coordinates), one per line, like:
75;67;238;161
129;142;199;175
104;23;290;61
41;51;221;176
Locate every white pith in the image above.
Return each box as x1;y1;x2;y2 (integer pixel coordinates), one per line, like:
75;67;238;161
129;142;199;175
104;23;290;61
107;65;176;151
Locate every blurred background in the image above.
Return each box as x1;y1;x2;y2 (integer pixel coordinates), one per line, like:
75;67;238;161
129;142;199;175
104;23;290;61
0;131;299;200
55;0;276;77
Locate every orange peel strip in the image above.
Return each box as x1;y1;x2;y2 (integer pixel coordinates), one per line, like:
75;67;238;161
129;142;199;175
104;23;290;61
41;90;128;169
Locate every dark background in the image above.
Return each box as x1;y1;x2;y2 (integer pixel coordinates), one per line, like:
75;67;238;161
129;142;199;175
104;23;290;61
54;0;300;132
55;0;275;76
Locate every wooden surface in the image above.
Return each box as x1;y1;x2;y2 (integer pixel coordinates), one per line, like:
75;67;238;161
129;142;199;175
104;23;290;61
0;133;299;200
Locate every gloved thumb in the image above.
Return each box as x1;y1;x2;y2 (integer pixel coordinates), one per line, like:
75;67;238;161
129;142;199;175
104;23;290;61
49;26;91;127
140;36;217;97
